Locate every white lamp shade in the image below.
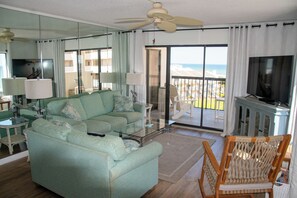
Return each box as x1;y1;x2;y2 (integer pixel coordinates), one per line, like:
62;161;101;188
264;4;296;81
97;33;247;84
25;79;53;99
2;77;26;95
126;73;144;85
100;73;116;83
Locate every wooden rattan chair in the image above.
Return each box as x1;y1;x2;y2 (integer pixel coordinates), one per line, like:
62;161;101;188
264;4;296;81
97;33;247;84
199;134;291;198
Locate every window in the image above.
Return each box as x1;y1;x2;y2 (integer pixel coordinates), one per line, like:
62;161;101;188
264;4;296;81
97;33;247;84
64;48;112;96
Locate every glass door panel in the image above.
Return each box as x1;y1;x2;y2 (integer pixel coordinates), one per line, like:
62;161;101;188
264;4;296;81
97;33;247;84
65;51;78;96
202;47;227;130
81;50;98;93
170;47;204;126
146;47;167;120
100;48;112;90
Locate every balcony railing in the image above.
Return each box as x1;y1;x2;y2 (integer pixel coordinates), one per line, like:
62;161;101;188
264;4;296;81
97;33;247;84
171;76;226;110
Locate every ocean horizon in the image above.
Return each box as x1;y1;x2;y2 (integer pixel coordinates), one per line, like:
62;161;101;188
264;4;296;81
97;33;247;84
171;63;227;76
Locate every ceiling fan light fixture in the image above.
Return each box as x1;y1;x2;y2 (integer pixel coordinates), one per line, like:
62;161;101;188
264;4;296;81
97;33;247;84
147;2;168;18
0;28;14;38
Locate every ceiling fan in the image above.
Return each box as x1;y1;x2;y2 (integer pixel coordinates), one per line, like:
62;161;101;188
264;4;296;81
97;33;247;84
0;28;30;43
0;28;15;43
115;1;203;32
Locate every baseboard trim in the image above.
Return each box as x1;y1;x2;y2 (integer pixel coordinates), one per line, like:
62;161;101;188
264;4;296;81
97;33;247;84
0;151;28;166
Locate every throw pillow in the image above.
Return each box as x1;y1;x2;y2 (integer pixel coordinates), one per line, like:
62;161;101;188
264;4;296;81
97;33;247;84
113;95;134;112
61;101;82;121
32;118;71;141
50;120;72;129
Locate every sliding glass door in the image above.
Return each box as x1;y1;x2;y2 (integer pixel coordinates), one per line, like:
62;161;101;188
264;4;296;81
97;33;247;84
169;46;227;130
202;47;227;129
170;47;204;126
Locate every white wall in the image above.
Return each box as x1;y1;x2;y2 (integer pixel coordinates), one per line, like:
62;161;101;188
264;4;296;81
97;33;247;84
65;35;112;50
10;40;38;59
144;28;229;46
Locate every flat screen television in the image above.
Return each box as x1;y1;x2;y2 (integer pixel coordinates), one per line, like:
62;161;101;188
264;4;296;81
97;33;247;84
12;59;54;79
247;55;294;105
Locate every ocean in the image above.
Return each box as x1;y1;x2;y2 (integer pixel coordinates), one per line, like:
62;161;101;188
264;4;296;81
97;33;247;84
171;63;227;76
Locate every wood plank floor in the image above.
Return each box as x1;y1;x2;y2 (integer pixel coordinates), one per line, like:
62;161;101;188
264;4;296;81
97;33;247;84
0;127;254;198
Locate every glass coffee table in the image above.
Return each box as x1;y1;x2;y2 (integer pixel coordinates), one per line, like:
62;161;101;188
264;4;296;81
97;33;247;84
118;119;175;147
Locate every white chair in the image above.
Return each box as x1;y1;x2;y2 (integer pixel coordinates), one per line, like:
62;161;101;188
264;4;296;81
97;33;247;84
170;84;195;119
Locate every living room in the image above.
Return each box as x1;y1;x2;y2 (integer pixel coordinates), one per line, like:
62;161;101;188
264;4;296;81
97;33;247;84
0;0;297;197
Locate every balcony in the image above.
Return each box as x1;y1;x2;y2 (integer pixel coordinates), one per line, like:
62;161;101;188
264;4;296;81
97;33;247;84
152;76;225;130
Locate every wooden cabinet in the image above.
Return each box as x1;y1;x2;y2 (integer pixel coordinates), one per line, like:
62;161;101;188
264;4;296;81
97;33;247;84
234;97;290;136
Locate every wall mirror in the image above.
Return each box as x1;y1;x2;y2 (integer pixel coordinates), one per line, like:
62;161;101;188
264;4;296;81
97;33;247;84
0;6;117;161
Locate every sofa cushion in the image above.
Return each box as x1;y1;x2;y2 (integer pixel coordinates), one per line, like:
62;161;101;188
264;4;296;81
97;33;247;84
83;119;112;133
61;99;87;121
99;90;121;113
90;115;127;132
47;99;68;115
107;111;142;124
67;132;128;161
80;93;106;118
47;115;88;133
32;118;71;141
113;95;134;112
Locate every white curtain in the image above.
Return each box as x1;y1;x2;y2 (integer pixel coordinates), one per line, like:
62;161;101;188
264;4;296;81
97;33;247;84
37;40;66;97
128;30;146;102
112;32;129;94
222;25;250;136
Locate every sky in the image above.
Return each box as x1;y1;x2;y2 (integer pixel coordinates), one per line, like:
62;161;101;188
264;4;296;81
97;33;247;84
171;47;228;65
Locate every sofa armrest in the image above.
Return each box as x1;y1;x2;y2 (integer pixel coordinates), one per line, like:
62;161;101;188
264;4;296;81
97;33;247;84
133;103;145;114
110;141;163;181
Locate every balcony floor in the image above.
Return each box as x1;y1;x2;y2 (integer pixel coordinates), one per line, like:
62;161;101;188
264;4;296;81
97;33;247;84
151;107;224;130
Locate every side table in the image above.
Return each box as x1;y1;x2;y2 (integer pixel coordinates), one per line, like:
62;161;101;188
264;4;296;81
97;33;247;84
0;100;11;110
0;118;29;155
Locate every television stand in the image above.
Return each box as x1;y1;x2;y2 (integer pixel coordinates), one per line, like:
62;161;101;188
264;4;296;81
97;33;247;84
234;97;290;136
258;97;275;104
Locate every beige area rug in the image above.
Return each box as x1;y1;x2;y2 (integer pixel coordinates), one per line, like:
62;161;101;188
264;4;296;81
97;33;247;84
151;132;215;183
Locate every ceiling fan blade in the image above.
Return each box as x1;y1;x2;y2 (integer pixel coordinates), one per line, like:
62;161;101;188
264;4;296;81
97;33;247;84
157;21;176;33
128;19;154;30
171;16;203;26
115;18;148;24
151;13;173;20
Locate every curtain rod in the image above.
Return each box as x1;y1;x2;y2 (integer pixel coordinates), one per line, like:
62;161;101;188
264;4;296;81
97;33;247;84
232;21;295;29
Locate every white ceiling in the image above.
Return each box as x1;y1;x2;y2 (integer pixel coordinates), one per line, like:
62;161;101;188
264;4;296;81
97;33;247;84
0;0;297;31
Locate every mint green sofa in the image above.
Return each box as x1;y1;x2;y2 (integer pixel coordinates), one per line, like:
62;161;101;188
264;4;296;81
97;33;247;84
26;118;163;198
46;90;145;133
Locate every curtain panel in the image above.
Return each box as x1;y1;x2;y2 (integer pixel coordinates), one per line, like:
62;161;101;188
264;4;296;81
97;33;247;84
128;30;146;103
37;40;66;97
223;25;250;136
112;32;129;94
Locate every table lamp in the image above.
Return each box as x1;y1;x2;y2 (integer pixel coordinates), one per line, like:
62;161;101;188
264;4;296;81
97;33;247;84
25;78;53;117
126;73;144;103
2;77;26;119
100;73;116;83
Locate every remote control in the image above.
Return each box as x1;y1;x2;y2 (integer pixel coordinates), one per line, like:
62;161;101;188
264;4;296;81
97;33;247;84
87;132;105;137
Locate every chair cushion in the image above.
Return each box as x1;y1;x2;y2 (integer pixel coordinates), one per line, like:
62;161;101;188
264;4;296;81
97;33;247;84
32;118;71;141
219;182;273;192
67;132;128;161
80;93;106;118
107;111;142;124
113;95;134;112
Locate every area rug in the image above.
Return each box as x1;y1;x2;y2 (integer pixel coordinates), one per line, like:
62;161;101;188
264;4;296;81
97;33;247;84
151;132;215;183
